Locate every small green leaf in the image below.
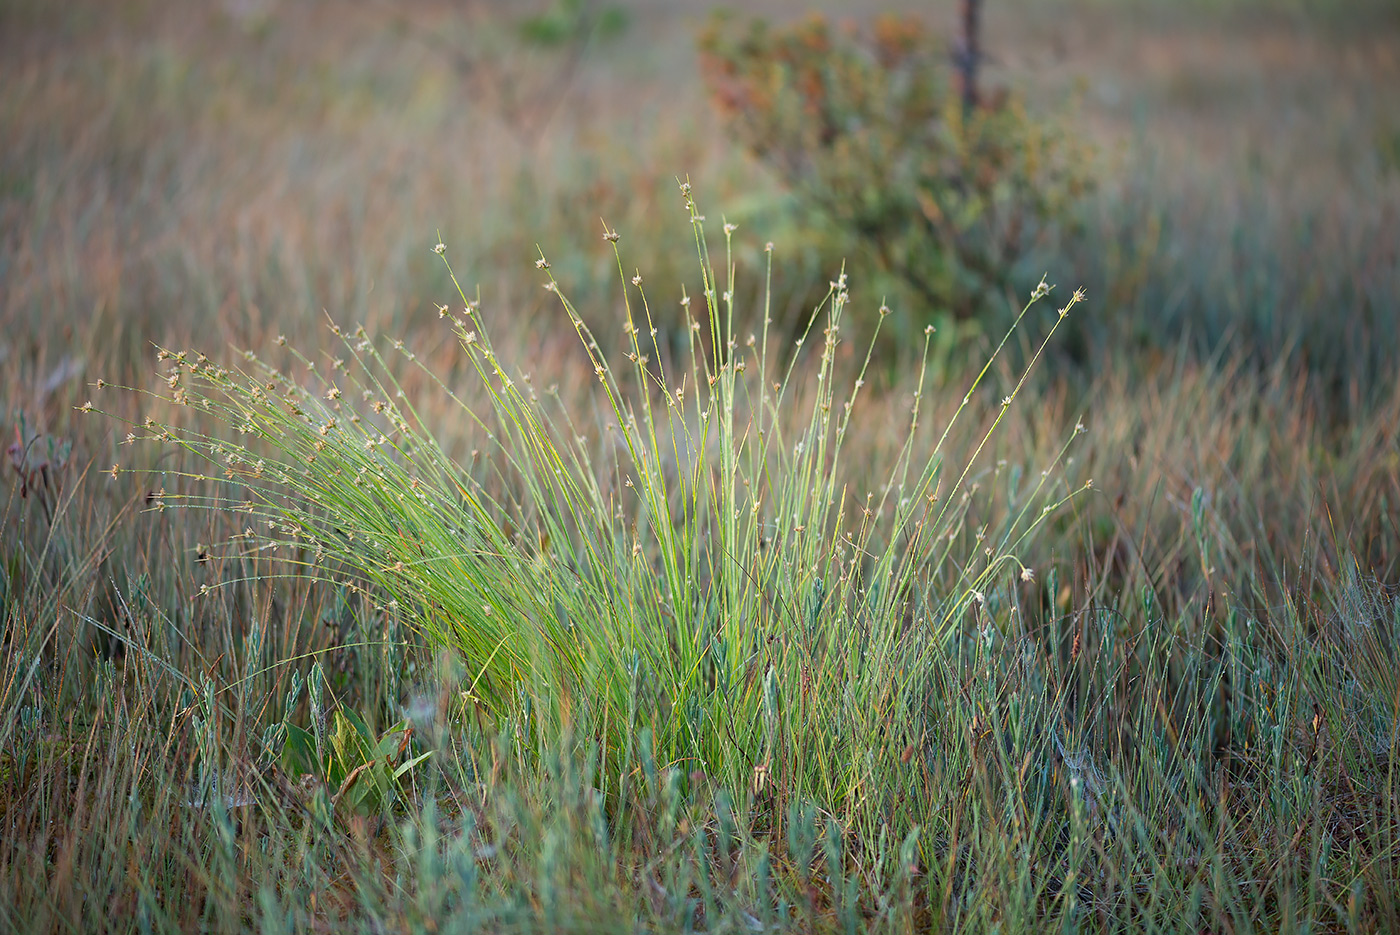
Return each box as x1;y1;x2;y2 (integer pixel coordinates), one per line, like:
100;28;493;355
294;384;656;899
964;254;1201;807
393;751;433;782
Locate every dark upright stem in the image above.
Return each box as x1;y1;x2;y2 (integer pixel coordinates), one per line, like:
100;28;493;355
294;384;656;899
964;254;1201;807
956;0;982;116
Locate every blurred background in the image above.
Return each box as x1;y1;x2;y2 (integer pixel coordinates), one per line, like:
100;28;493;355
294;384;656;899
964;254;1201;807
2;0;1398;588
3;0;1397;385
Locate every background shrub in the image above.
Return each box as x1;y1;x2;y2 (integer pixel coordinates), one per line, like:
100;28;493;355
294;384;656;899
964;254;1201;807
699;12;1094;332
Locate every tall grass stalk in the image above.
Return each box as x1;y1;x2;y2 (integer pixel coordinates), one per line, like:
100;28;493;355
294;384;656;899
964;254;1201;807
92;189;1085;833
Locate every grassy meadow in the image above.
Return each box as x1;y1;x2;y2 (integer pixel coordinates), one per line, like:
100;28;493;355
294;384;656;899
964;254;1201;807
2;0;1399;931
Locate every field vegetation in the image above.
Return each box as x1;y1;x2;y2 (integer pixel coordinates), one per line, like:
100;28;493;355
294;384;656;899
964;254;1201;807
2;0;1399;931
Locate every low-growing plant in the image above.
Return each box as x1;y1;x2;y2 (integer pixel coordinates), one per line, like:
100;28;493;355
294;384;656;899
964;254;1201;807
265;660;432;820
699;12;1094;329
6;411;72;525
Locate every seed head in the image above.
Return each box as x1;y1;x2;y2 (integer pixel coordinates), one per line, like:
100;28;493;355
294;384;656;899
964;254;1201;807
433;243;446;255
